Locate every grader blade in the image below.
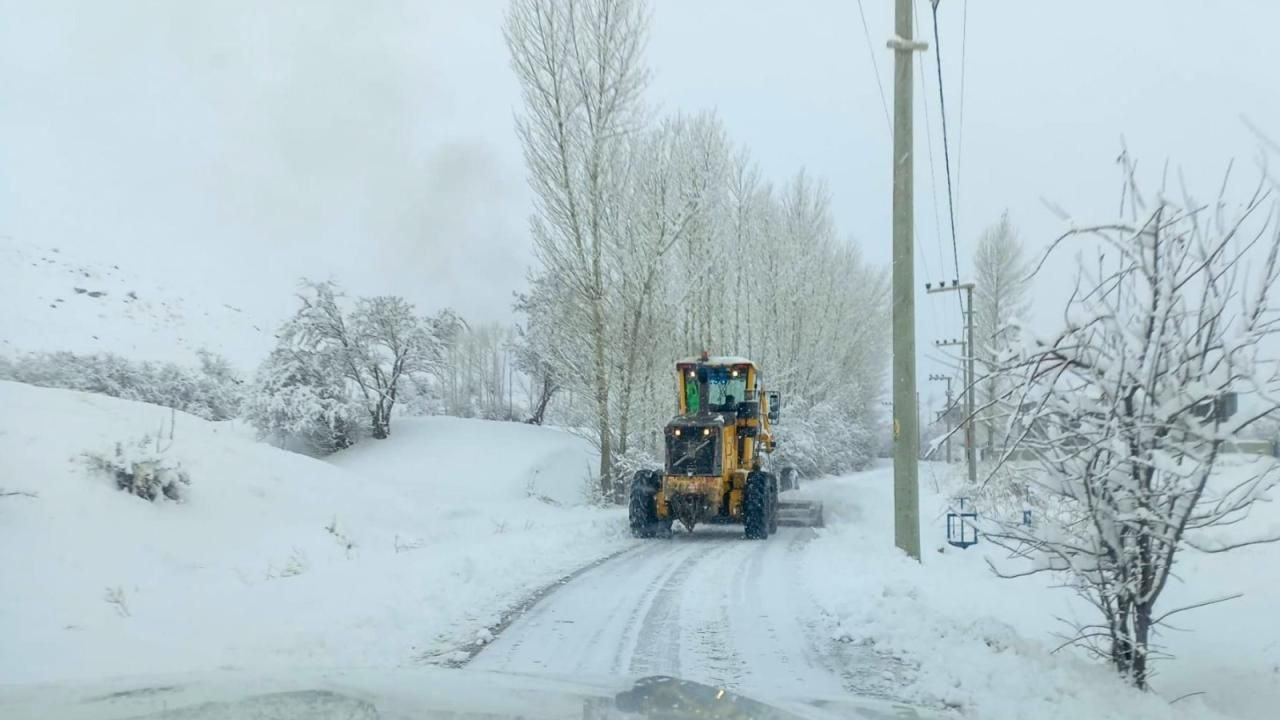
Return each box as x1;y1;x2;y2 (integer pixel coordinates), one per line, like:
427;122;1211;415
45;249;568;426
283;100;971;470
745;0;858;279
776;499;825;528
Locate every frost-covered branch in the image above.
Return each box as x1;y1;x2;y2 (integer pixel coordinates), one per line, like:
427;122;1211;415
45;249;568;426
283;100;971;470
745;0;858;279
983;154;1280;689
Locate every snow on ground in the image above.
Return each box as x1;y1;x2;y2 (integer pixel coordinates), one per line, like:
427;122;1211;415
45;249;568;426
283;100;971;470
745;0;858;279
6;374;1275;718
796;460;1279;720
0;236;275;370
0;380;632;684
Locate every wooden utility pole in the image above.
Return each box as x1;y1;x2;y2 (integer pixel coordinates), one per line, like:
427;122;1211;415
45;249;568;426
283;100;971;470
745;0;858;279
929;373;953;463
916;391;922;459
929;281;977;485
889;0;927;561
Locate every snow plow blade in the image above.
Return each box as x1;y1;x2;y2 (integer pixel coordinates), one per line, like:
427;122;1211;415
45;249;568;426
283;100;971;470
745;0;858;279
776;499;824;528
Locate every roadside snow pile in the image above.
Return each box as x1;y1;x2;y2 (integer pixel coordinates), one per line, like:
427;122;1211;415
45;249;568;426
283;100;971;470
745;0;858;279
0;381;631;684
799;463;1274;720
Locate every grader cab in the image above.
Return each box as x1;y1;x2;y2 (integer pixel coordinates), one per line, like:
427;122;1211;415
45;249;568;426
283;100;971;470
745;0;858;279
628;353;825;539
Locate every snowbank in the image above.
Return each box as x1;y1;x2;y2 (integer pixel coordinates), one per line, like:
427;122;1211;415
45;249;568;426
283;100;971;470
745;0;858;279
329;414;597;508
0;381;631;683
798;461;1277;720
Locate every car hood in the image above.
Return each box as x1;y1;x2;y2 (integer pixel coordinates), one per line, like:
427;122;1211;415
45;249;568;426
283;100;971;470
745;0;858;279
0;666;941;720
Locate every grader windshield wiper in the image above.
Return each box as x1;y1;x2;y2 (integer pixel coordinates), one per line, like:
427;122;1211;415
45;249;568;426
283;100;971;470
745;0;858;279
674;438;712;472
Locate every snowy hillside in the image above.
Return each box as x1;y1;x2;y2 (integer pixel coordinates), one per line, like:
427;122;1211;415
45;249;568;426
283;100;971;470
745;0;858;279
0;381;631;684
0;236;276;370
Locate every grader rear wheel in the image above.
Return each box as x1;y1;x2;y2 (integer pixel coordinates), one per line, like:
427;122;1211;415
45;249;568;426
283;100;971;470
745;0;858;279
767;473;779;535
744;471;771;540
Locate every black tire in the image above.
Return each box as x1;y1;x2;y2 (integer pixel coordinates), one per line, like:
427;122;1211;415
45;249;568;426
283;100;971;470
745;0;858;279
629;471;661;538
767;473;779;535
744;471;770;539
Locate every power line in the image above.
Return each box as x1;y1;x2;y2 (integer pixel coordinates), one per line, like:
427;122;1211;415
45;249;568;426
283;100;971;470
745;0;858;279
956;0;969;235
928;0;964;324
911;0;946;344
913;0;948;290
856;0;892;136
928;0;960;283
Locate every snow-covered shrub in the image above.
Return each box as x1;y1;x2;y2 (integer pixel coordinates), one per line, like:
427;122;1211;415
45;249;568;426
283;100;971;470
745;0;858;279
613;445;662;487
244;346;362;455
954;459;1048;529
85;428;191;503
399;374;444;417
191;349;244;420
772;400;876;478
0;350;243;421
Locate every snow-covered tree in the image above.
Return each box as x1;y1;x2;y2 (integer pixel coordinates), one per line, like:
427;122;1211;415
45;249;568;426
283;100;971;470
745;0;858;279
986;158;1280;689
612;112;727;459
505;0;890;486
244;346;360;454
972;212;1032;449
280;280;457;439
504;0;650;496
513;274;573;425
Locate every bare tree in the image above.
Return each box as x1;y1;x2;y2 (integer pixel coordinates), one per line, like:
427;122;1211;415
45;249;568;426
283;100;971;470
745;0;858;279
987;157;1280;689
505;0;650;496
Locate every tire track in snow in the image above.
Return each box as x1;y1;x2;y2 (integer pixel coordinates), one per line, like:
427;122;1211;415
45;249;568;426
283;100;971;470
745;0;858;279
606;539;709;676
470;536;700;675
629;536;741;679
719;528;851;699
672;533;752;690
468;525;905;705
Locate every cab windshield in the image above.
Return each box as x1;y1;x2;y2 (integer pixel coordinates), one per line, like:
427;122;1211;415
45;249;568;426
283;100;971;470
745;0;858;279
704;367;747;411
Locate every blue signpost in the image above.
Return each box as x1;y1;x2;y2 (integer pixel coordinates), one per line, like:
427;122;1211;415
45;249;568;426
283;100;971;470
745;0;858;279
946;497;979;549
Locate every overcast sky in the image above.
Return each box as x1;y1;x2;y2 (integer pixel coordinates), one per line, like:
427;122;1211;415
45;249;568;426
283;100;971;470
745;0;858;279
3;0;1278;411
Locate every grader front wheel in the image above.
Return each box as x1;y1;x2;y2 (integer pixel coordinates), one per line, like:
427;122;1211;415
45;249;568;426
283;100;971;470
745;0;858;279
629;470;670;538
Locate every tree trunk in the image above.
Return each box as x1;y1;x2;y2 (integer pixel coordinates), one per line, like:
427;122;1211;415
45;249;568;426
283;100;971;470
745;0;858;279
1131;602;1150;690
617;279;654;459
371;406;390;439
591;290;612;498
527;375;556;425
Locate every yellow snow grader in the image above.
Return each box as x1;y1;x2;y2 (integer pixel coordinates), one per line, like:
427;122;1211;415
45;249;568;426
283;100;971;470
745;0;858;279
628;353;824;539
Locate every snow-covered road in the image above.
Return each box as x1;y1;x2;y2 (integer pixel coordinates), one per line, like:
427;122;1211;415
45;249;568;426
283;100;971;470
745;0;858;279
469;525;894;703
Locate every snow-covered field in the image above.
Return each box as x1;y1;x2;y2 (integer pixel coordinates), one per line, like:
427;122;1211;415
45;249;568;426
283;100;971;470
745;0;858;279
798;461;1280;720
0;381;632;683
